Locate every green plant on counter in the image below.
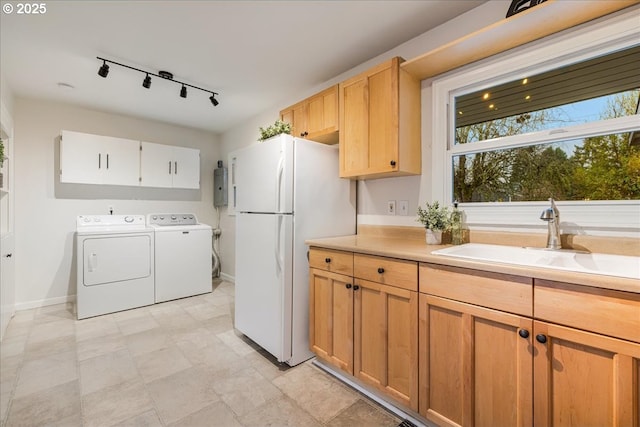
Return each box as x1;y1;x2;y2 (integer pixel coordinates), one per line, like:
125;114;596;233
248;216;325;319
258;120;291;141
416;201;451;231
0;138;4;168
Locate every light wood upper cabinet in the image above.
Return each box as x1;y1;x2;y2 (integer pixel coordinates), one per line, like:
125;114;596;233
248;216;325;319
280;85;339;144
339;57;421;179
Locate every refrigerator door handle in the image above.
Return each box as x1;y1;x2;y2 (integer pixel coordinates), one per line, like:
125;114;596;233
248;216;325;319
274;215;283;276
275;154;285;213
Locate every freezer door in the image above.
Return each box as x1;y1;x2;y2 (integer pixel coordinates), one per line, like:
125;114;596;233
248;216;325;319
235;134;294;214
235;213;293;362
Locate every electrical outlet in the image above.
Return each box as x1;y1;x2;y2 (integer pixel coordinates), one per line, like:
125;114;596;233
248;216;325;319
387;200;396;215
108;205;114;215
399;200;409;216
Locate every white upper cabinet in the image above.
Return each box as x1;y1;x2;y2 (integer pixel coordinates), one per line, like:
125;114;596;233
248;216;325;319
140;141;200;189
60;130;140;186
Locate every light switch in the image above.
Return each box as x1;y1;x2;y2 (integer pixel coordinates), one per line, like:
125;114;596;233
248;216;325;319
399;200;409;216
387;200;396;215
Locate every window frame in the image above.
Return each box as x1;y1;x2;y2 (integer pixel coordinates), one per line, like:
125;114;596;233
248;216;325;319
431;8;640;235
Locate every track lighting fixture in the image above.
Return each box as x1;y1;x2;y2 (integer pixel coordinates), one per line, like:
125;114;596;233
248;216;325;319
98;60;110;78
96;56;220;107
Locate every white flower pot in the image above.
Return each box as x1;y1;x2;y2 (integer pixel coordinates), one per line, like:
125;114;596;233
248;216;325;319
426;229;443;245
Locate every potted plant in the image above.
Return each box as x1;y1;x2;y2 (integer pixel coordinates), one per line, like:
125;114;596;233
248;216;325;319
417;201;451;245
258;120;292;141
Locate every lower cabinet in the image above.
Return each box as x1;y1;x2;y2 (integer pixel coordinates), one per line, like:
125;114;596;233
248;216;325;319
419;294;533;427
308;248;419;411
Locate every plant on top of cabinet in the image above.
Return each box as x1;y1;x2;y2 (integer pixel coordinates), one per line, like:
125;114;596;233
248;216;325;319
258;120;291;142
280;85;339;144
339;57;421;179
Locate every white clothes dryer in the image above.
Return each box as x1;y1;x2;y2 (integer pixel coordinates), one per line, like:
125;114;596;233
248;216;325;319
147;214;212;303
76;215;155;319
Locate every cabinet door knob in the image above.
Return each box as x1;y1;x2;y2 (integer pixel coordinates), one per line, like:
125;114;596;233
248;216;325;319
353;285;360;291
377;267;385;274
300;132;305;137
390;160;396;167
518;329;529;339
346;284;352;289
536;334;548;344
325;257;331;263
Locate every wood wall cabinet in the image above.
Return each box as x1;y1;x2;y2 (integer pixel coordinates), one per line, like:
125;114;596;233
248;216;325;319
339;57;421;179
280;85;339;144
140;141;200;189
60;130;140;186
419;263;640;427
308;248;419;411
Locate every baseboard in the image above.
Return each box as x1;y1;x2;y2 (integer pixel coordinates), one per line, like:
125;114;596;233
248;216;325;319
14;294;76;311
219;272;235;283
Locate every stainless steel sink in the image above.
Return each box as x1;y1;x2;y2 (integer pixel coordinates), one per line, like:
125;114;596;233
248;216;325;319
432;243;640;280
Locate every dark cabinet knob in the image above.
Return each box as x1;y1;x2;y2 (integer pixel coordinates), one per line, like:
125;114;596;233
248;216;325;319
300;132;305;137
346;284;352;289
377;267;385;274
518;329;529;339
390;160;396;167
353;285;360;291
536;334;548;344
325;258;331;263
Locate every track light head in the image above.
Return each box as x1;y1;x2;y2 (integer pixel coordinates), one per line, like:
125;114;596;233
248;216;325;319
142;73;151;89
180;85;187;98
209;93;219;106
98;61;110;78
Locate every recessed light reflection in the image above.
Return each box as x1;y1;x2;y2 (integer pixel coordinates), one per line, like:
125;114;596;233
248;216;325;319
483;93;490;100
522;78;528;84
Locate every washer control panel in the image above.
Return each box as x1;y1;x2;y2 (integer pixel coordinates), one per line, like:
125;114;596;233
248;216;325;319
148;213;198;226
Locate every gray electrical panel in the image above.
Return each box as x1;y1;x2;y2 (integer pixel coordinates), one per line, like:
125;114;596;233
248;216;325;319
214;161;228;207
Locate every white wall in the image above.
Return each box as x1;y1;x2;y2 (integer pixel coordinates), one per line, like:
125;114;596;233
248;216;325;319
217;1;510;277
13;97;220;308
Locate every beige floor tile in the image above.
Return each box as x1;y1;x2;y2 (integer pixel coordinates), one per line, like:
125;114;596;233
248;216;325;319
216;329;256;357
27;318;75;344
239;395;323;427
326;399;401;427
178;338;247;376
111;306;150;322
212;366;282;417
168;401;241;427
24;335;76;361
75;315;120;342
169;326;217;349
133;345;192;383
116;313;160;336
273;363;359;423
14;350;78;399
76;332;127;361
1;322;31;341
243;349;291;381
183;302;229;321
202;314;234;335
125;328;171;357
6;380;81;427
0;335;28;359
81;379;154;427
79;348;139;395
146;365;221;425
34;304;75;324
110;409;163;427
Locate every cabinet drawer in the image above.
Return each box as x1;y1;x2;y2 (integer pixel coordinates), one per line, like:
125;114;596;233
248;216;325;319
535;279;640;343
309;248;353;276
419;263;532;316
354;254;417;291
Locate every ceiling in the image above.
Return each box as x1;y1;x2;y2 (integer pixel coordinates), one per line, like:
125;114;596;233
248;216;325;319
0;1;486;134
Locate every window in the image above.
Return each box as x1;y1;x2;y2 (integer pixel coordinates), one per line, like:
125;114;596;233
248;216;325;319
430;9;640;232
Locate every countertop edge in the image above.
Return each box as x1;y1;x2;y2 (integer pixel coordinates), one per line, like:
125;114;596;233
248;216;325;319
306;235;640;295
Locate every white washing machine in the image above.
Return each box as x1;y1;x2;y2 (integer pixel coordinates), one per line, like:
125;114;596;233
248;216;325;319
148;213;212;303
76;215;155;319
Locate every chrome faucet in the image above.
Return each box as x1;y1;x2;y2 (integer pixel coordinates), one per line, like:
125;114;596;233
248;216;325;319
540;198;561;250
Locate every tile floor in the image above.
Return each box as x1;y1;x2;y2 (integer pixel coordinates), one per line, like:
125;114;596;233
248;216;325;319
0;280;402;427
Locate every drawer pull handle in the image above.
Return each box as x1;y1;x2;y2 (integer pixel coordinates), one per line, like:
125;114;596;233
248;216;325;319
377;267;385;274
536;334;548;344
518;329;529;339
346;284;352;289
353;285;360;291
325;257;331;263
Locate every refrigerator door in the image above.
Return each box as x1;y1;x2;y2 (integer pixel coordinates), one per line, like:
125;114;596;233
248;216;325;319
235;212;293;362
235;134;294;214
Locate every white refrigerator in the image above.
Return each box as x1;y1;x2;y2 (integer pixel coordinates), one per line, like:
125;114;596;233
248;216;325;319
234;134;355;366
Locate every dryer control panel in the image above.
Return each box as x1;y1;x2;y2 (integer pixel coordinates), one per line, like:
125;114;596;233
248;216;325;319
148;213;198;226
